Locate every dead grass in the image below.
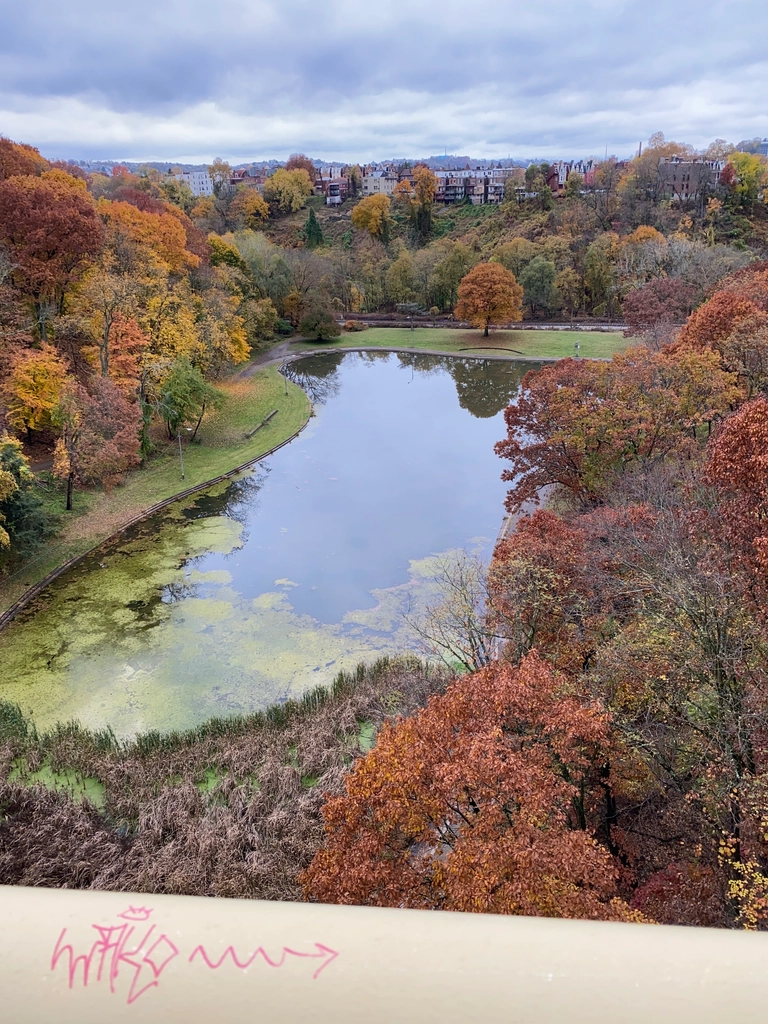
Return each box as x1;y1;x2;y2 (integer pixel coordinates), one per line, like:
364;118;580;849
0;657;450;899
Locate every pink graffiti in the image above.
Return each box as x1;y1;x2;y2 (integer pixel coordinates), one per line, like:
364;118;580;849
51;909;179;1005
51;906;340;1005
189;941;339;980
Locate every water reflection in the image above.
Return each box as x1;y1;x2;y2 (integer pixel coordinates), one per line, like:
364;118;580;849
0;352;536;735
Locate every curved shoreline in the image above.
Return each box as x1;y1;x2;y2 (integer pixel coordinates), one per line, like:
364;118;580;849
0;419;312;635
0;344;535;635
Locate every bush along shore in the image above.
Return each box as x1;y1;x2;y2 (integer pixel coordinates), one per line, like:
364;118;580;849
0;657;450;898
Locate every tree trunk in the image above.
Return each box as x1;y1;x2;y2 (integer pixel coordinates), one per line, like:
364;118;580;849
191;402;206;442
66;473;74;512
483;323;489;337
100;322;110;376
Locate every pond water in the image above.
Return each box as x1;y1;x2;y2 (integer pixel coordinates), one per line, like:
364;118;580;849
0;351;535;736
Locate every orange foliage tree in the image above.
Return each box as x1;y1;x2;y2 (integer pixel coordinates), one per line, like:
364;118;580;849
97;200;199;274
0;137;49;179
676;291;763;350
302;653;638;921
706;395;768;580
228;188;269;230
454;262;523;336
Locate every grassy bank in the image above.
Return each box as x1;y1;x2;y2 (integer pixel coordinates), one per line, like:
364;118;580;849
293;327;630;361
0;657;449;898
0;364;311;615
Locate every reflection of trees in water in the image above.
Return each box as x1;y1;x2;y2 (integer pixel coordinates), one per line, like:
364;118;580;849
283;353;343;405
184;469;268;532
448;359;529;419
398;352;533;419
396;352;452;378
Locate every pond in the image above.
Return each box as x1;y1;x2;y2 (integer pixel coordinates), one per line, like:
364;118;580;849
0;351;535;736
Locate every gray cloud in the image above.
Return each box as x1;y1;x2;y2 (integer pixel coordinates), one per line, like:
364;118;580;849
0;0;766;160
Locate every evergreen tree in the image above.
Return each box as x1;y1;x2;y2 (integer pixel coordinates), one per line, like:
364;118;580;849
304;207;324;249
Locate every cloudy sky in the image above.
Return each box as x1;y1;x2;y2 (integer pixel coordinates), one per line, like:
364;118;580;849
1;0;766;163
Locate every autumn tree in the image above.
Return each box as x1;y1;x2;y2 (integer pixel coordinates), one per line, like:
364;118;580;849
53;376;141;510
351;194;392;243
705;396;768;582
79;263;139;376
555;267;583;321
263;168;314;214
411;165;438;241
97;200;198;275
496;347;740;512
227;188;269;230
207;158;233;197
455;262;523;336
676;290;764;352
0;171;104;336
285;154;317;179
622;278;697;338
3;344;69;438
430;242;475;309
302;654;637;922
95;314;150;393
723;152;768;207
0;137;49;179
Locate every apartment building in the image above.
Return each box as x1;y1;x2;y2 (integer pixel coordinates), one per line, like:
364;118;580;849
362;170;398;196
433;166;518;205
657;157;725;201
174;170;214;196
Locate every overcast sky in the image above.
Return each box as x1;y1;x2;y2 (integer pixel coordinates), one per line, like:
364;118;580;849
1;0;766;163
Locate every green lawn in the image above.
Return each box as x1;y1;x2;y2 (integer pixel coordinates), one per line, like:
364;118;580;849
293;327;631;361
0;365;311;615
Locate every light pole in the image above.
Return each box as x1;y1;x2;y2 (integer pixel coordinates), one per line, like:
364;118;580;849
177;427;192;479
574;341;580;360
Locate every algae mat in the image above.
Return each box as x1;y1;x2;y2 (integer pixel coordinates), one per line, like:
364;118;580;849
0;352;530;736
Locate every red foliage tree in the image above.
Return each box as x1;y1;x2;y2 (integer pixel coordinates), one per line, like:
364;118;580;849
302;654;639;921
495;347;739;512
622;278;697;336
0;172;103;333
285;154;317;179
53;375;141;509
111;186;168;215
100;314;149;393
491;510;595;672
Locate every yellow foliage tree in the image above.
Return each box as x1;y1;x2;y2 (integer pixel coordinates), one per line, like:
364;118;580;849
3;345;70;435
228;188;270;229
263;168;314;214
351;194;392;243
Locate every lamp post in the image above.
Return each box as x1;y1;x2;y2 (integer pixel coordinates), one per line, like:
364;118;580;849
574;341;580;360
178;427;192;480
